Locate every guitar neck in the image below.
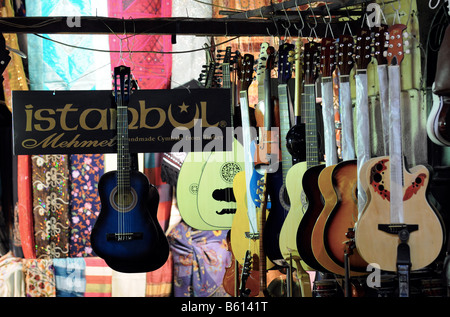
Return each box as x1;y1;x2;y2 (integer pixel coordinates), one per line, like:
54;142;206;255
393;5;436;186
304;84;319;168
258;177;268;295
117;95;131;191
239;89;258;234
278;83;293;178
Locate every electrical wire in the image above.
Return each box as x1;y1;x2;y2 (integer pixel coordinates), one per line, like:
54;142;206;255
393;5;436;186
32;33;240;54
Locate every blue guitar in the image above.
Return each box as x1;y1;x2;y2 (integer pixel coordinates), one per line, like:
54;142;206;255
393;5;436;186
90;66;169;273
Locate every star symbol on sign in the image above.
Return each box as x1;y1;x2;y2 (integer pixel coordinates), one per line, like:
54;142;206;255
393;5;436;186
179;102;189;113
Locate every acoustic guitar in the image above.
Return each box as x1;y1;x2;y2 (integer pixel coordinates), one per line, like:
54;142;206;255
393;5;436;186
195;48;245;230
231;51;275;276
278;38;311;267
263;42;296;267
278;38;313;296
91;66;169;273
176;53;221;230
355;24;444;273
295;41;328;272
312;35;368;277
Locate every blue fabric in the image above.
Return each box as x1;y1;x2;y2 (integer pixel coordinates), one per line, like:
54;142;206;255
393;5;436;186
53;258;86;297
26;0;111;91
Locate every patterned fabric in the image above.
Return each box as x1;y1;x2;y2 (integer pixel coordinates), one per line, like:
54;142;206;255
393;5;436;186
84;257;112;297
26;0;111;260
53;258;86;297
23;258;56;297
0;252;25;297
32;155;70;259
69;154;104;257
145;153;172;232
107;0;172;90
146;252;173;297
168;221;230;297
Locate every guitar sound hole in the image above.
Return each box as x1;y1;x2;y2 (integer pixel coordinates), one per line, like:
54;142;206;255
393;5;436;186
109;187;138;212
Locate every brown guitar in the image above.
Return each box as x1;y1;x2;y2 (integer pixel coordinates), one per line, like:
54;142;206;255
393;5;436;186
312;35;368;276
355;24;444;274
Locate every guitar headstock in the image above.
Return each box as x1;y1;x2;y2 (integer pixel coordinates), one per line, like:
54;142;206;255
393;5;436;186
295;39;304;75
220;46;232;64
303;41;320;85
239;53;254;91
320;37;336;77
354;27;373;70
277;42;296;84
256;42;269;86
265;46;276;71
113;65;132;104
372;24;389;66
336;34;354;76
386;24;407;66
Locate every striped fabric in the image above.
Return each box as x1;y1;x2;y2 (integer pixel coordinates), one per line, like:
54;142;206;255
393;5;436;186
84;257;112;297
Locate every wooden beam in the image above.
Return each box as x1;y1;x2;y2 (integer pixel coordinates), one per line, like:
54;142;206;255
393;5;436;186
0;16;361;37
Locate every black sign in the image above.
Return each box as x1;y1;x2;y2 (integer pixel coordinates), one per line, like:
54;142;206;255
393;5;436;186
12;88;232;155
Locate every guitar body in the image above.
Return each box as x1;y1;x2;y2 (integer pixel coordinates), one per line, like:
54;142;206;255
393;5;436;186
323;160;368;274
355;157;444;271
176;152;212;230
427;94;450;146
223;231;260;297
230;171;274;268
310;164;345;274
279;162;309;269
91;170;169;273
196;139;244;229
296;163;328;272
263;168;290;266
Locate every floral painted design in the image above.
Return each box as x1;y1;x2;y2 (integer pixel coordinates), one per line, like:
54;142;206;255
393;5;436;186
69;154;104;257
23;259;56;297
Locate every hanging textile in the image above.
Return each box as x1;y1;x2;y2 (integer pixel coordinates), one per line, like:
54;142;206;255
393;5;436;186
0;251;25;297
69;154;104;257
31;155;70;259
168;221;230;297
146;252;173;296
111;271;147;297
26;0;111;258
107;0;172;90
53;257;86;297
84;257;112;297
23;258;56;297
1;0;34;259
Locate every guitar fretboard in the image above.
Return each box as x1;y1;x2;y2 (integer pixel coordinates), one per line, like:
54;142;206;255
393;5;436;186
278;84;292;181
117;97;131;194
304;84;319;168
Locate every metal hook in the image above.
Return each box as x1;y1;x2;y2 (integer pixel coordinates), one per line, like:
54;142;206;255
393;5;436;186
281;1;292;41
306;0;318;40
323;2;334;38
293;0;305;38
307;0;318;29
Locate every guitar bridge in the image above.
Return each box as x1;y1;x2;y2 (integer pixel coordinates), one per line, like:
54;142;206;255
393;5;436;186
378;224;418;235
106;232;143;242
245;232;259;239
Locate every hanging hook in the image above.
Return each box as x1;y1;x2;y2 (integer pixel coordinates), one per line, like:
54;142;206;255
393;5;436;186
323;2;334;39
293;0;305;38
391;0;402;24
307;0;318;40
281;1;292;41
